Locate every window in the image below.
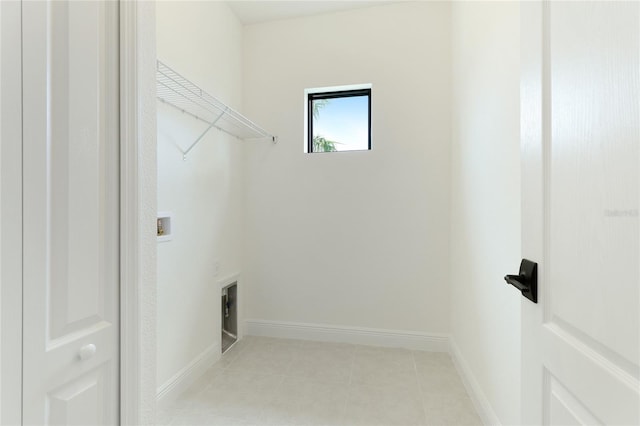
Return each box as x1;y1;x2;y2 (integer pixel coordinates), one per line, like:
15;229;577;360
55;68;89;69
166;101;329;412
306;85;371;153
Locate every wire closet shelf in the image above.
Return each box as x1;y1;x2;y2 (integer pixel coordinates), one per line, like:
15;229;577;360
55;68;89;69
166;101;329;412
156;60;276;159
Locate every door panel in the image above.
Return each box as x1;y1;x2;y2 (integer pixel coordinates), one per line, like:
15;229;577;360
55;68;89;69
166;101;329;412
48;364;114;426
22;1;120;424
548;1;639;366
542;324;638;424
521;1;639;425
547;373;601;426
48;0;115;340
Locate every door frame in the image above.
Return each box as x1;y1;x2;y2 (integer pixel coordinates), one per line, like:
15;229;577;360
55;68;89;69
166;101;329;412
120;1;157;425
520;1;544;423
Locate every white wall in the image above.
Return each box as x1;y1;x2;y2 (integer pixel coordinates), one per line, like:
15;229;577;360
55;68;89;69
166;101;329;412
242;2;452;339
450;2;521;425
156;1;244;390
155;3;524;423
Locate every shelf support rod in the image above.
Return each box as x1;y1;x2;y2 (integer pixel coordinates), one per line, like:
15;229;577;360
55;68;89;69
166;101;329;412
182;106;228;160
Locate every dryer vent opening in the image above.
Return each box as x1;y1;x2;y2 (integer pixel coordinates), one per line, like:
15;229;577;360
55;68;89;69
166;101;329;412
221;282;237;353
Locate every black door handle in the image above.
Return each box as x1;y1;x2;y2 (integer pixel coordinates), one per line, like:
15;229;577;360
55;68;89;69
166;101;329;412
504;259;538;303
504;274;528;292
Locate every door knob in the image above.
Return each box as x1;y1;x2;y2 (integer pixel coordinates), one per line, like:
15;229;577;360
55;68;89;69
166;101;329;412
504;259;538;303
78;344;97;361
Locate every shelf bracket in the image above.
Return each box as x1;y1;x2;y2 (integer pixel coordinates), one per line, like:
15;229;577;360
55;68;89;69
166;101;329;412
182;106;229;160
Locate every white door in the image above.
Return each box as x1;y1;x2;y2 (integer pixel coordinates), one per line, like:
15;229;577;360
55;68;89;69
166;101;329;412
1;1;24;425
520;1;639;425
21;1;120;424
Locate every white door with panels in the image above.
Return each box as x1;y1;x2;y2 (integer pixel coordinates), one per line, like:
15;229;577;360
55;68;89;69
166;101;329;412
21;1;120;424
517;1;639;424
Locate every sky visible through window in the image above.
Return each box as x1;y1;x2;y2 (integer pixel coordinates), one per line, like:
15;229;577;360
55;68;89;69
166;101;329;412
313;95;369;151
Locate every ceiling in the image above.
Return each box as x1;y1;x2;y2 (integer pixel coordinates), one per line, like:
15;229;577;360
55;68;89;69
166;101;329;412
226;1;396;25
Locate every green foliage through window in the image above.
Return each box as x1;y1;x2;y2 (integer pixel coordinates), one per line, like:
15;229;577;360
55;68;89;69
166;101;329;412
307;87;371;153
311;99;340;152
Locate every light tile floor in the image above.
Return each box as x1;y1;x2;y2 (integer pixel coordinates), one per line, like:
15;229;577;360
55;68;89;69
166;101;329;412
158;337;482;426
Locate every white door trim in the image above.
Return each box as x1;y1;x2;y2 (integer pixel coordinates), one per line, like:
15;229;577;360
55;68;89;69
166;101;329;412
520;2;544;422
120;1;157;425
120;0;141;422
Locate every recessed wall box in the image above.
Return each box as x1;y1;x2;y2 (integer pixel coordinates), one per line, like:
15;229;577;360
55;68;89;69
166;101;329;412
221;282;238;353
157;212;173;242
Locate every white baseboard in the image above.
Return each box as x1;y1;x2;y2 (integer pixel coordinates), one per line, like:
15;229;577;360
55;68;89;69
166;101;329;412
156;343;220;407
450;338;501;426
245;319;449;352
